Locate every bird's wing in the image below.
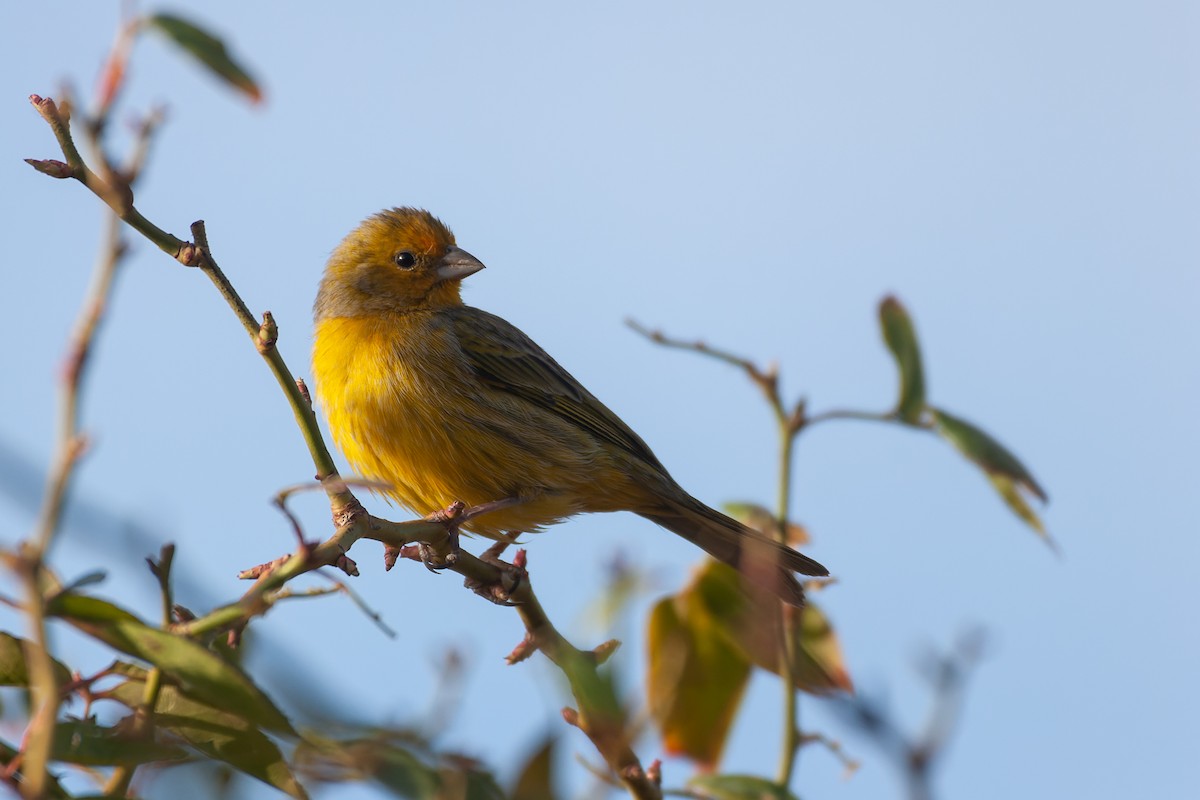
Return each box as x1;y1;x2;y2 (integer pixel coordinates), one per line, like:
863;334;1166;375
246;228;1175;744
448;306;666;471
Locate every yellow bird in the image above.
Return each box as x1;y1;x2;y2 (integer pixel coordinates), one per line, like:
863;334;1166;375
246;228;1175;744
312;208;828;604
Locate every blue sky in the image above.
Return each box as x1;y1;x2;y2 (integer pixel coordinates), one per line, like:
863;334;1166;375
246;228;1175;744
3;2;1198;798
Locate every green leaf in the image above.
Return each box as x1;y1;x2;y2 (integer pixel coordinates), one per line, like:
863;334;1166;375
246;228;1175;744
689;561;852;695
0;631;73;687
931;407;1051;540
879;296;927;424
688;774;799;800
646;592;752;767
51;717;188;766
47;594;295;736
145;13;263;102
107;677;307;799
510;734;559;800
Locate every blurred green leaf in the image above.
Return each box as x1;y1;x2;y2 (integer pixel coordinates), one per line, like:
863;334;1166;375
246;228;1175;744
582;556;650;633
690;561;852;695
879;296;927;424
51;717;188;766
107;676;307;799
47;594;295;736
510;734;558;800
0;738;75;799
0;631;72;687
145;13;263;102
688;774;798;800
646;591;751;767
931;407;1051;539
442;759;506;800
295;734;447;798
724;501;809;546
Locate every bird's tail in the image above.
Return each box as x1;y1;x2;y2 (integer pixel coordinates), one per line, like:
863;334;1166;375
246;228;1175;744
640;496;828;607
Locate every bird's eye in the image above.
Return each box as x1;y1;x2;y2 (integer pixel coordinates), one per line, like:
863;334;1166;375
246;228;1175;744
394;251;417;270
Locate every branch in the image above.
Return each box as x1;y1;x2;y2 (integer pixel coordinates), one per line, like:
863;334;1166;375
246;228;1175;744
27;93;352;515
30;89;660;800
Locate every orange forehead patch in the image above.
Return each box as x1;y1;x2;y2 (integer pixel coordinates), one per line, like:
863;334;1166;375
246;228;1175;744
375;207;455;257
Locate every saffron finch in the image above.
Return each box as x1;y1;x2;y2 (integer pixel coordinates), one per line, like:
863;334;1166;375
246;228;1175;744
312;208;828;605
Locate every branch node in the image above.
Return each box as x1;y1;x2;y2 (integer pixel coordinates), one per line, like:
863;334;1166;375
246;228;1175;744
331;497;367;528
176;241;202;267
226;626;243;649
621;765;647;783
296;377;312;407
255;311;278;354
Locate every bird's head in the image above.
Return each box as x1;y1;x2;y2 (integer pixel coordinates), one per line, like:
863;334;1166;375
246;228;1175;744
315;207;485;320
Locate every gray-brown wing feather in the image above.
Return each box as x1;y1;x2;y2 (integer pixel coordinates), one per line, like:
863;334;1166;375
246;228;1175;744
447;307;666;471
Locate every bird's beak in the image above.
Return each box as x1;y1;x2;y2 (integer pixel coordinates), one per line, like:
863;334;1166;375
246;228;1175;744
435;246;486;283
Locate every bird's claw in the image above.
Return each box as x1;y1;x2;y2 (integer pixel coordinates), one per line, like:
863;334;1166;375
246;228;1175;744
464;542;527;605
417;541;452;572
391;501;466;572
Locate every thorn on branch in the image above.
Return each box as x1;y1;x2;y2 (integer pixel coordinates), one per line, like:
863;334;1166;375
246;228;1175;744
296;378;312;407
561;707;581;728
506;633;538;665
238;554;291;580
25;158;74;179
590;639;621;666
383;544;401;571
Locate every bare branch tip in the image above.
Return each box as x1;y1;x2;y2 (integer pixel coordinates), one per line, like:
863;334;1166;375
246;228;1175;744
29;94;56;116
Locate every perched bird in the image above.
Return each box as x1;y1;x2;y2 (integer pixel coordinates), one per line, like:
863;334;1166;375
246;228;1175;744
312;208;828;605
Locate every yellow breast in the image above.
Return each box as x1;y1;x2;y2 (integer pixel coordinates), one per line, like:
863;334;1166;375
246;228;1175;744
312;313;603;536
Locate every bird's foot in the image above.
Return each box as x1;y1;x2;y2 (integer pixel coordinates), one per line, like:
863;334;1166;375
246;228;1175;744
384;501;466;572
464;540;528;606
